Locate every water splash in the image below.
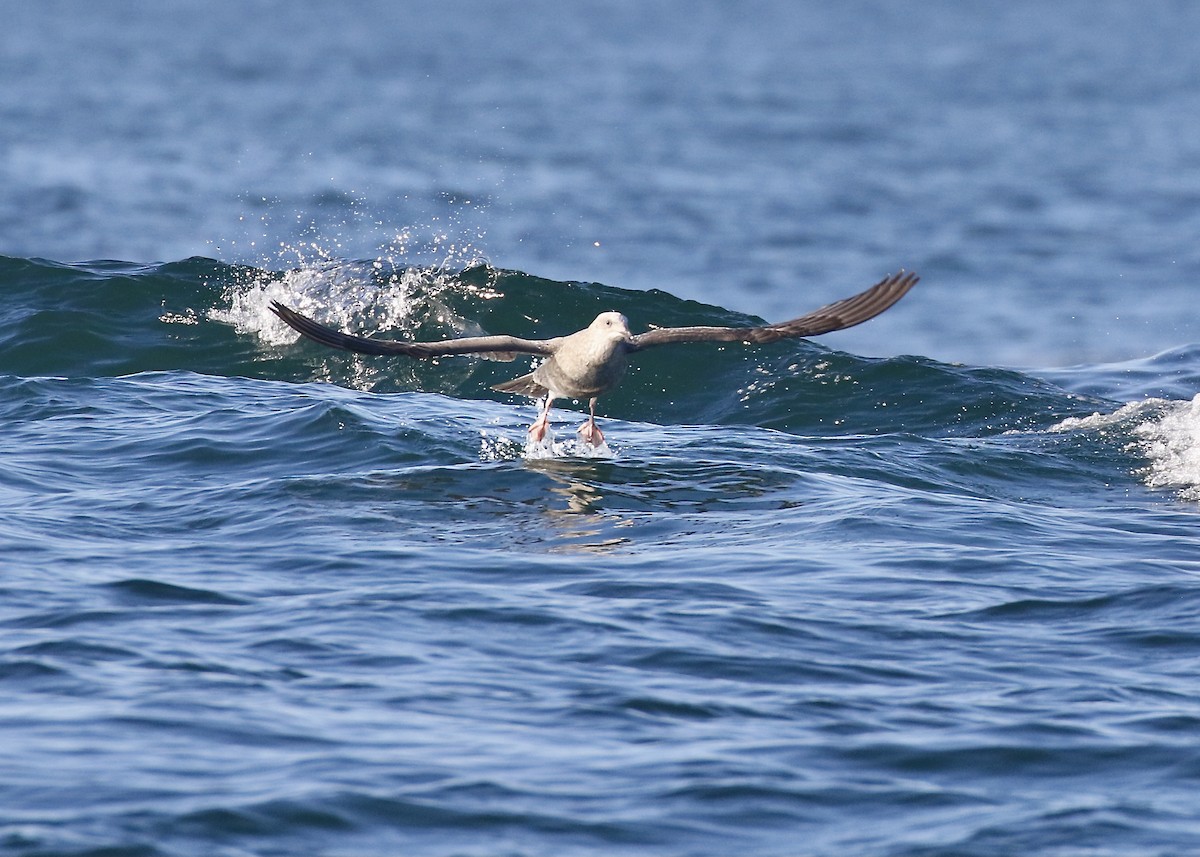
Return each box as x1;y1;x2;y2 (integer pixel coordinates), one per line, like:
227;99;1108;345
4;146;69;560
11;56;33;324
524;434;616;461
205;251;508;397
209;249;501;347
479;426;616;462
209;259;428;346
211;189;491;274
208;199;494;347
478;430;526;461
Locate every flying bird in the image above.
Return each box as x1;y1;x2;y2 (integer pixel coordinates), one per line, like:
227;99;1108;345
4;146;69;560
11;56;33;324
270;270;918;446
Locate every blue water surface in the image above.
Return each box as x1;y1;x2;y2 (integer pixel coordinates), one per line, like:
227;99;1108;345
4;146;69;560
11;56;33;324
3;3;1200;856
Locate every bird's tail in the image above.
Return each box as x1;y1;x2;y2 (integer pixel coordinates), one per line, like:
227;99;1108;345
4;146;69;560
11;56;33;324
492;372;548;398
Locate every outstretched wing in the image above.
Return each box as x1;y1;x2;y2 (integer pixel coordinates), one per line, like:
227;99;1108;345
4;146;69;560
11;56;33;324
627;270;918;352
270;301;559;359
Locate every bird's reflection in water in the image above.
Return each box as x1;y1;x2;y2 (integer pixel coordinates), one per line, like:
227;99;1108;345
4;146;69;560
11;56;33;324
526;458;631;554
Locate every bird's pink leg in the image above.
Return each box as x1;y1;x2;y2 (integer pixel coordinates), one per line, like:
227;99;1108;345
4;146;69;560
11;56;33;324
576;398;605;447
528;396;554;442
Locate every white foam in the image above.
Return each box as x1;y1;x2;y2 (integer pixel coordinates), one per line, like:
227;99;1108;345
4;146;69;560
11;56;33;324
1048;396;1200;500
522;432;615;461
1045;398;1166;433
1132;394;1200;500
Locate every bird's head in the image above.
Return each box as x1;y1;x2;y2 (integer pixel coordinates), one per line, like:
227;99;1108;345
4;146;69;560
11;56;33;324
590;311;632;342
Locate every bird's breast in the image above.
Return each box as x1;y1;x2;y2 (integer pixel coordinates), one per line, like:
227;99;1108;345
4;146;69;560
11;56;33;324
536;337;628;399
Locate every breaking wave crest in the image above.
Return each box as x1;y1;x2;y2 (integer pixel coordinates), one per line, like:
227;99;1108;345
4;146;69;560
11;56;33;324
1049;395;1200;500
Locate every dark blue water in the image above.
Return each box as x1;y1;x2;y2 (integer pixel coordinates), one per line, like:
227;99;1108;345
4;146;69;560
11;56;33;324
4;3;1200;856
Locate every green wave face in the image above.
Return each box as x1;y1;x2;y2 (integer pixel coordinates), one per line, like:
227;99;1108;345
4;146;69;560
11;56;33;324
0;255;1107;441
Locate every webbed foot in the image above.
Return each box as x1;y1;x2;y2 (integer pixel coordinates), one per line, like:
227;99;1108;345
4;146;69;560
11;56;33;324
576;418;605;447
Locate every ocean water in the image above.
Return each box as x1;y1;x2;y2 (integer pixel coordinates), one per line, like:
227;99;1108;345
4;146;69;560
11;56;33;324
4;3;1200;856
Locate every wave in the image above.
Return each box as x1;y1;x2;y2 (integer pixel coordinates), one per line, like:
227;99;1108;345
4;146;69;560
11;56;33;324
0;254;1105;428
2;253;1198;498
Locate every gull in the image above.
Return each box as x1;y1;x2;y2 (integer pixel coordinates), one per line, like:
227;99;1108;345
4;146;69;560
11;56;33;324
270;270;918;446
